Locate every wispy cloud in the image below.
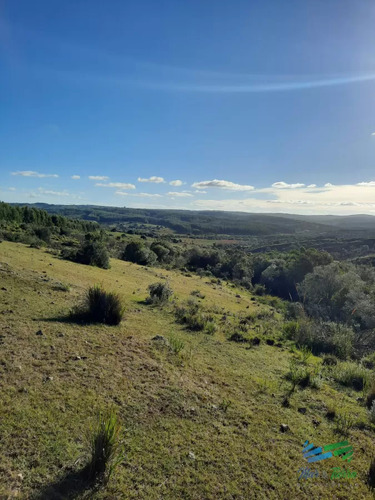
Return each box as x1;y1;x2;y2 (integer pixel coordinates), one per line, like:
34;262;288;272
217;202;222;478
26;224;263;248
89;175;109;181
169;179;183;186
192;179;254;191
115;191;162;198
96;182;136;189
38;187;70;197
271;181;305;189
138;176;166;183
11;170;59;178
167;191;193;197
71;175;80;179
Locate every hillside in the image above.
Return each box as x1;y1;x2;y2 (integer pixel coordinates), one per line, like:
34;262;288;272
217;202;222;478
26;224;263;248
0;241;374;499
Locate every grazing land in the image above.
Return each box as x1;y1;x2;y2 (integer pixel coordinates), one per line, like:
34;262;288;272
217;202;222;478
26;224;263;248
0;240;374;499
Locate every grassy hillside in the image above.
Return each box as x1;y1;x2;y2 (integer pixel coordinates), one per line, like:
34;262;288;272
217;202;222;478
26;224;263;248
0;241;373;499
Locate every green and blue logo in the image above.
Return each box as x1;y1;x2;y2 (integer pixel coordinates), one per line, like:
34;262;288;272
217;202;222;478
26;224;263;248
302;439;353;463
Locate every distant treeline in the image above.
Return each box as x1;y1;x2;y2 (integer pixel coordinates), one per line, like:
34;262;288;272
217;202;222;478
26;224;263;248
0;202;98;232
14;203;330;236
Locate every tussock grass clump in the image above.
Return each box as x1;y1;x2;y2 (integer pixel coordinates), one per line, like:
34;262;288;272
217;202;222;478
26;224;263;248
334;411;355;436
333;362;370;391
174;299;217;333
73;285;124;325
168;335;185;355
88;410;125;483
146;281;173;305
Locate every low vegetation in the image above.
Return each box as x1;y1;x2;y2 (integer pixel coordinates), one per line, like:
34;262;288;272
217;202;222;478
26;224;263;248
72;285;124;325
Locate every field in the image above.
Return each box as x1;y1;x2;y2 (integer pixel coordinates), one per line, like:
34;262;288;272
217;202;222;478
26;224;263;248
0;241;374;499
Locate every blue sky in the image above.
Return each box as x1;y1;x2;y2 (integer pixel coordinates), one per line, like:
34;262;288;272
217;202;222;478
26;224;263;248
2;0;375;214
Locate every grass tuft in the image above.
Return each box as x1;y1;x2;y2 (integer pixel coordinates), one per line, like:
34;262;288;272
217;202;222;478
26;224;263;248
73;285;124;325
88;410;125;483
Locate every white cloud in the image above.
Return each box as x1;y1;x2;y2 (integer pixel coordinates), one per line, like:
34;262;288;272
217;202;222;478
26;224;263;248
8;187;16;191
38;188;70;197
136;193;163;198
192;179;254;191
372;132;375;136
71;175;80;179
357;181;375;187
115;191;128;196
169;179;183;186
271;181;305;189
194;190;207;194
138;176;165;183
307;184;317;188
96;182;136;189
11;170;59;178
89;175;109;180
324;183;334;187
167;191;193;197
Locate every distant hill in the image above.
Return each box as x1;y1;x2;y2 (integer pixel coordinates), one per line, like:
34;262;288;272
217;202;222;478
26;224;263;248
9;202;375;236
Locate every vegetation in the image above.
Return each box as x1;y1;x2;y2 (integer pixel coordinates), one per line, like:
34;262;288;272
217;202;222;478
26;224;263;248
73;285;124;325
88;410;125;483
2;201;375;497
146;281;173;305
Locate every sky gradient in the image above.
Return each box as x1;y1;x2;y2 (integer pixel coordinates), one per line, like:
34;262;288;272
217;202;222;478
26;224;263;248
2;0;375;214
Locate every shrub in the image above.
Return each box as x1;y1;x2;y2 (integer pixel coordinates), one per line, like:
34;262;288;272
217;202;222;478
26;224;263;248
68;237;110;269
333;362;370;391
122;241;157;266
146;282;173;305
174;300;216;333
369;401;375;424
191;290;205;299
73;285;124;325
88;410;125;482
168;335;185;355
285;319;353;359
366;381;375;409
322;354;338;366
334;412;354;436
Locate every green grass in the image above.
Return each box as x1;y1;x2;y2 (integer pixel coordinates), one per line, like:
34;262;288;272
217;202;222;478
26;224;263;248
0;241;373;498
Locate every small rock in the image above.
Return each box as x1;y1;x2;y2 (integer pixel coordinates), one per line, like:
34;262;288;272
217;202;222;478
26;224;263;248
36;330;43;336
280;424;289;433
17;473;24;481
151;335;170;346
74;355;81;361
298;407;307;415
188;451;196;460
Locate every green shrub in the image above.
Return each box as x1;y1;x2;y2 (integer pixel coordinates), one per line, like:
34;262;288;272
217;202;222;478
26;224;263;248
333;362;370;391
285;319;353;359
67;236;110;269
334;411;355;436
146;282;173;305
174;300;216;333
73;285;124;325
122;241;157;266
88;410;125;482
168;335;185;355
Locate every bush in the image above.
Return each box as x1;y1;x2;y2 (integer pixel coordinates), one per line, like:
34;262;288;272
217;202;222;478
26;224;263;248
73;285;124;325
333;362;370;391
174;300;216;333
66;236;110;269
285;319;353;359
122;241;157;266
88;410;125;482
146;282;173;305
369;401;375;424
